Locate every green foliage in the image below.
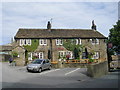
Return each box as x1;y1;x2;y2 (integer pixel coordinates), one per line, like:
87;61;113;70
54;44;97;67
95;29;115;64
108;20;120;54
63;39;85;59
73;47;79;59
88;58;94;63
88;51;95;63
58;55;66;60
11;51;18;57
23;39;39;52
63;39;84;51
63;39;75;51
89;50;95;56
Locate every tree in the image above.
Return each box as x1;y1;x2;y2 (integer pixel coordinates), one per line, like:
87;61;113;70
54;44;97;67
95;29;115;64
73;47;79;59
108;20;120;54
63;39;84;59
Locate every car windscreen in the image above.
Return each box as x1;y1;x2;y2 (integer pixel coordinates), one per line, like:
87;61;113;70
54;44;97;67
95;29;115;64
32;59;43;64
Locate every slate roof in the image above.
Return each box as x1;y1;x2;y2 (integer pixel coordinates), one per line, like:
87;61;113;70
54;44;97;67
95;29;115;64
14;28;107;39
0;45;13;51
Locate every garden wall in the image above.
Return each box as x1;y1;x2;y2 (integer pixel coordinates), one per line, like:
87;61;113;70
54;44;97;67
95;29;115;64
51;61;88;68
87;61;108;78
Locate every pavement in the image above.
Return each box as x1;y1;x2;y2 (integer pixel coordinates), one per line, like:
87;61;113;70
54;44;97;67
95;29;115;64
1;62;120;89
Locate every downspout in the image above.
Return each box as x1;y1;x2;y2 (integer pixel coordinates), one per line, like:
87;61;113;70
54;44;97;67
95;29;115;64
50;38;53;61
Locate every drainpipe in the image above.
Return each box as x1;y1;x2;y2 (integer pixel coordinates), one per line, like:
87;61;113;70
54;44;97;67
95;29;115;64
50;39;53;61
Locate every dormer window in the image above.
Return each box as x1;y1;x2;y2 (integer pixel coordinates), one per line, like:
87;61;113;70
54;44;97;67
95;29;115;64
39;39;47;45
20;39;31;46
90;38;99;45
56;39;63;45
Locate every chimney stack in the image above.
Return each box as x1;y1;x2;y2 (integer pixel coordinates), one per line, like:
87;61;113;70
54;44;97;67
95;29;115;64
47;21;51;31
91;20;97;30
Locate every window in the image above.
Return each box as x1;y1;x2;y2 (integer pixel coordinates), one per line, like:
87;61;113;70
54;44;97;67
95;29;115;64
90;39;99;45
20;39;31;46
43;60;45;64
44;39;47;45
39;52;44;59
59;51;73;59
76;39;78;45
56;39;59;45
45;59;49;63
27;39;31;45
20;39;23;46
92;52;99;59
39;39;47;45
76;39;82;45
59;51;64;57
24;40;27;45
56;39;63;45
32;52;44;60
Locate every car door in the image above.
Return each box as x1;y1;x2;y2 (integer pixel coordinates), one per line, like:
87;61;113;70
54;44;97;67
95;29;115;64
45;59;50;69
42;60;47;70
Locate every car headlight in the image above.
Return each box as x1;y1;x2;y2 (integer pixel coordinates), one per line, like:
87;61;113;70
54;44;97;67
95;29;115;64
34;66;38;68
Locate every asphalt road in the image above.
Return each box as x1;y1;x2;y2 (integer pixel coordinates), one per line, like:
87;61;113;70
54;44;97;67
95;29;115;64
1;62;119;88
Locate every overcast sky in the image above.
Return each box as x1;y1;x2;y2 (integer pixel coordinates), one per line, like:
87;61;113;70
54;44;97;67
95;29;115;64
0;0;118;45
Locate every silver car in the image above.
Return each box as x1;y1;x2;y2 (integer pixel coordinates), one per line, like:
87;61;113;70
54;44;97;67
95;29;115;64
26;59;52;73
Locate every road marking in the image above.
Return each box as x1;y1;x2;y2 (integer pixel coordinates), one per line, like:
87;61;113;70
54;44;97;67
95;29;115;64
65;68;80;76
40;69;60;75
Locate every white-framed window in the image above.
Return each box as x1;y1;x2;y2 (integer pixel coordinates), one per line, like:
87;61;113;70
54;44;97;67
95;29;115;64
76;39;82;45
39;52;44;59
27;39;31;45
59;51;64;57
20;39;31;46
56;39;63;45
32;52;44;60
20;39;23;46
59;51;73;59
92;52;99;59
90;39;99;45
39;39;47;45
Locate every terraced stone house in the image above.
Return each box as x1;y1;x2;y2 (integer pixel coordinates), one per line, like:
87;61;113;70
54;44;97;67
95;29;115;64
13;21;107;65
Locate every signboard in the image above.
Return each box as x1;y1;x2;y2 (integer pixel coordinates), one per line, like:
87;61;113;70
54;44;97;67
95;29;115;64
56;47;64;50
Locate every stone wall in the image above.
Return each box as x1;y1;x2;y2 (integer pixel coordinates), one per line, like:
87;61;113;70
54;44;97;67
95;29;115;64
0;54;11;61
12;46;26;66
16;38;107;65
87;61;108;78
83;39;107;62
52;61;88;68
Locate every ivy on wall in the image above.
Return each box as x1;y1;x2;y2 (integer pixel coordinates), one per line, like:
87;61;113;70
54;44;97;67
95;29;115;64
23;39;39;52
11;51;18;57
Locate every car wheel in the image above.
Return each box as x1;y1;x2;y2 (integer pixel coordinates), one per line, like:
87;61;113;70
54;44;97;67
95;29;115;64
48;66;52;70
38;68;42;73
27;70;30;72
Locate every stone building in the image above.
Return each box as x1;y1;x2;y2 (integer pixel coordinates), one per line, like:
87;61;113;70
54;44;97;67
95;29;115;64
13;21;107;65
0;44;13;61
